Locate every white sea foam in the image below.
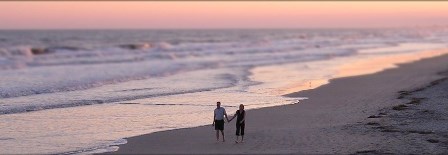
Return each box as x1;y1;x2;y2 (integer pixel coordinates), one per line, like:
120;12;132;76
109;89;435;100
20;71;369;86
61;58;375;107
359;43;447;54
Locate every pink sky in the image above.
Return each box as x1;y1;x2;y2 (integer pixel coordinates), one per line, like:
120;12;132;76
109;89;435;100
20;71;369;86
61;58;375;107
1;2;448;29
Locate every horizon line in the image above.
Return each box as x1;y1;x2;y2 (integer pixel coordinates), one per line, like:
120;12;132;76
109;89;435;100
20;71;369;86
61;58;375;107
1;25;447;31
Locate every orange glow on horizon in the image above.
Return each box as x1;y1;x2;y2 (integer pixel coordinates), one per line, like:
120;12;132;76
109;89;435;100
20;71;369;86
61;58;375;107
0;2;448;29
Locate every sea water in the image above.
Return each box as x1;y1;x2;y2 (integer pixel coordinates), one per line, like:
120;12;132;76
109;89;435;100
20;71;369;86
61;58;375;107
1;28;448;154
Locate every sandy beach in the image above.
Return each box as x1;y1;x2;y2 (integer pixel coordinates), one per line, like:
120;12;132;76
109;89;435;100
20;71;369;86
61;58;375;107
101;52;448;154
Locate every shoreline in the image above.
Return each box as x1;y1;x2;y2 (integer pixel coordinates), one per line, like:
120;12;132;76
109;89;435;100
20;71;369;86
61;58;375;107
102;53;448;154
249;47;448;97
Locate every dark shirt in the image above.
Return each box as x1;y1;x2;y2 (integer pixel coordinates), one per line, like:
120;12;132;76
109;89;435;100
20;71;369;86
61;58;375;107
236;110;245;124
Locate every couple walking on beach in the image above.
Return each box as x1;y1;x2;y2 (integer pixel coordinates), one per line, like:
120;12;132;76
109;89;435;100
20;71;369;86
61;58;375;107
213;101;246;143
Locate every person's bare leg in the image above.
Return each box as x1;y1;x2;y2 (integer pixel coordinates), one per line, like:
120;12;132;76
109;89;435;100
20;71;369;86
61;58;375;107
216;130;219;142
241;135;244;143
221;130;225;142
235;136;239;143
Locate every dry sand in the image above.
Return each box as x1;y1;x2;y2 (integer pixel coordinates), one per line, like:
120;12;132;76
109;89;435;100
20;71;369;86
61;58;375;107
103;54;448;154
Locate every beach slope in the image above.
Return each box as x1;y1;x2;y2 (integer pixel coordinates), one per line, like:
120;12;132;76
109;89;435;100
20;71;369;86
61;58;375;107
104;54;448;154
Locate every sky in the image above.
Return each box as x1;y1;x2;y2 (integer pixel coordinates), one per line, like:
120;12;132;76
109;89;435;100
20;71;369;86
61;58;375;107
0;2;448;29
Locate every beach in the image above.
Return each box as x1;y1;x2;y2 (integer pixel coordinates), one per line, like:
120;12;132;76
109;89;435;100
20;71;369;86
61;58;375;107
104;52;448;154
2;29;448;154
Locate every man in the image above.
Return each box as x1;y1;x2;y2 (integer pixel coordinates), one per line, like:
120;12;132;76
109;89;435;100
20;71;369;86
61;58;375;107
213;101;229;142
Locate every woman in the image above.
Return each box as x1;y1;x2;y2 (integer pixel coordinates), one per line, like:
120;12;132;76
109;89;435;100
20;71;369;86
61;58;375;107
228;104;246;143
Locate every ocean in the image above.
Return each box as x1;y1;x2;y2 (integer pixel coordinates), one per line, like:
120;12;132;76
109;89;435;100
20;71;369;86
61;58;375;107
0;28;447;154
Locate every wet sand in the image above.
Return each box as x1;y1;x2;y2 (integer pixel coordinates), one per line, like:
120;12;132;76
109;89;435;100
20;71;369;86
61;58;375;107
103;53;448;154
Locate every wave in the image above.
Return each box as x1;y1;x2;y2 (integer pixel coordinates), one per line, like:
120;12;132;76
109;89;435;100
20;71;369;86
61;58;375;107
60;138;126;155
0;78;238;115
0;63;244;115
0;46;86;57
0;47;34;57
359;43;447;55
0;43;357;99
118;43;150;50
0;61;213;98
0;39;321;70
117;42;173;50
